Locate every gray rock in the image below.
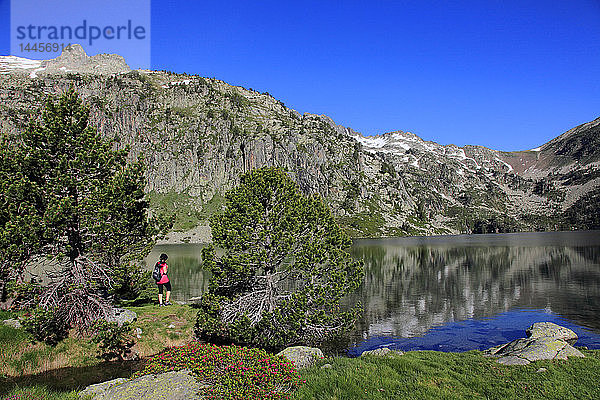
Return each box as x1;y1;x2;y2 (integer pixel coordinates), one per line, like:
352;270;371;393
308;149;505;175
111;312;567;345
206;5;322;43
277;346;323;369
105;308;137;326
79;369;208;400
135;328;143;339
526;322;578;343
537;367;548;373
40;44;131;76
320;363;333;369
485;322;585;365
497;356;530;366
79;378;128;398
360;347;404;358
2;318;22;329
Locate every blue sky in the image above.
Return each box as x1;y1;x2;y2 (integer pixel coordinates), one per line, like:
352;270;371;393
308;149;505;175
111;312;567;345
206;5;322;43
1;0;599;151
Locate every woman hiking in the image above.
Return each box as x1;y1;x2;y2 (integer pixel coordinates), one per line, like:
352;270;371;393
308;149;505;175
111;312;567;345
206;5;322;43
155;253;172;306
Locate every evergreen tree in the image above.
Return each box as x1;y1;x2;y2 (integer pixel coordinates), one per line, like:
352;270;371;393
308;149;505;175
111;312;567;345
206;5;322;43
0;88;156;331
195;167;364;350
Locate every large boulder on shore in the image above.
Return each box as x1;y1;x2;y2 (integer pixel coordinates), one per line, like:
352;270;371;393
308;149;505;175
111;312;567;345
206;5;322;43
277;346;323;369
79;369;208;400
484;322;585;365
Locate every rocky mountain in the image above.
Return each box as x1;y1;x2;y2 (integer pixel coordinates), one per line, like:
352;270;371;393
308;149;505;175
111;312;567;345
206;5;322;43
1;46;598;237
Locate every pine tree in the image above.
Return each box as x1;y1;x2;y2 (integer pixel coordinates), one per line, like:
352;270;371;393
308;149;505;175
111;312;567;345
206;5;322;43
195;167;364;350
0;88;156;333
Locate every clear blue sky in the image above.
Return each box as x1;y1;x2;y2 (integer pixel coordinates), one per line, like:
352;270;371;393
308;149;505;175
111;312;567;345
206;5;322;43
1;0;599;151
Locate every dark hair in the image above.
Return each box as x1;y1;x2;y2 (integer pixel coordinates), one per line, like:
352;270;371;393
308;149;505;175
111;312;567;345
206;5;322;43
160;253;168;261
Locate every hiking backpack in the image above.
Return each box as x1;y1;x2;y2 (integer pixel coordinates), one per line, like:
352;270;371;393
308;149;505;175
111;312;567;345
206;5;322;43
152;262;163;282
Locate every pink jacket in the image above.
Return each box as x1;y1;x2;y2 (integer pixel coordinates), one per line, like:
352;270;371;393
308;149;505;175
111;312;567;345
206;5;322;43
157;263;169;284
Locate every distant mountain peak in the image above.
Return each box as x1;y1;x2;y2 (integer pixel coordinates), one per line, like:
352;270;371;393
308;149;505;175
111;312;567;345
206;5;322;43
0;44;130;77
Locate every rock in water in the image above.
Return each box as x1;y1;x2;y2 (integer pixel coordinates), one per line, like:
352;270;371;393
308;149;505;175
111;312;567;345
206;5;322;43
79;370;208;400
484;322;585;365
277;346;323;369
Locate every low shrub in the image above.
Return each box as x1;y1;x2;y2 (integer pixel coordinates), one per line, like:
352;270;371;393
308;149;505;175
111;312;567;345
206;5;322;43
21;307;69;346
91;320;135;361
136;342;304;399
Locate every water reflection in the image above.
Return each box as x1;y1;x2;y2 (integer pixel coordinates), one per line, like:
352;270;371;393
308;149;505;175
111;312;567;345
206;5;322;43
349;231;600;345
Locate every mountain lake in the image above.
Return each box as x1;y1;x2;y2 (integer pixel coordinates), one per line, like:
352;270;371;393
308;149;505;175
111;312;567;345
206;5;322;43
145;230;600;354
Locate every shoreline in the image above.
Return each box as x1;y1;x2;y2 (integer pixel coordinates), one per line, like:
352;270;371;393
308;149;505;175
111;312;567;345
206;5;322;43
155;226;600;246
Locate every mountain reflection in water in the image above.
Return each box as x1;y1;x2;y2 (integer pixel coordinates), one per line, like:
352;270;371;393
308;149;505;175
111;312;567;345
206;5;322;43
348;231;600;352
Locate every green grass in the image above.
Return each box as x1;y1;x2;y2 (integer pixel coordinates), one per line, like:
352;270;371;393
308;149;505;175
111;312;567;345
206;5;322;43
293;350;600;400
3;306;600;399
127;304;197;355
1;385;81;400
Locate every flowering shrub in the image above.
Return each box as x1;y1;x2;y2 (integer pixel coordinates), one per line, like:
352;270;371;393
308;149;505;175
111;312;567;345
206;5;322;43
136;342;304;399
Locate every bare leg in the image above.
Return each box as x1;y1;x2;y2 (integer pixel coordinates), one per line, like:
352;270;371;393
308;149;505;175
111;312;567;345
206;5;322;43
158;293;163;305
166;291;171;304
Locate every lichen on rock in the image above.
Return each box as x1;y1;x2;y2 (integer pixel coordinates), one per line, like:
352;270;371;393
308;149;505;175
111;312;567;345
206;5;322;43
79;369;208;400
484;322;585;365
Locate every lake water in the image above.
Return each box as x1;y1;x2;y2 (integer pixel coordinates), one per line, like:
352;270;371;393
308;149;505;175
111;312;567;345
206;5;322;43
146;230;600;354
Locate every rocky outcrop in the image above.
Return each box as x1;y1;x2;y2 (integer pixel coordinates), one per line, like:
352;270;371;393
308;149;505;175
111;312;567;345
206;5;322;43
79;369;208;400
277;346;324;369
484;322;585;365
0;45;130;77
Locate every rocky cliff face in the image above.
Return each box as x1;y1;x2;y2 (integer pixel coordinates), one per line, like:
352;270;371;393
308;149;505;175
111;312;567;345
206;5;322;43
1;47;598;236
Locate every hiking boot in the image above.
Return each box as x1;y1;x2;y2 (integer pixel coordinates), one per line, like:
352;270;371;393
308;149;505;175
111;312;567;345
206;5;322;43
165;302;172;306
159;303;165;307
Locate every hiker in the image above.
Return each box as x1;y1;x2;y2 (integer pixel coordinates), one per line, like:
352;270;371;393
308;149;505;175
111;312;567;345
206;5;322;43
155;253;172;306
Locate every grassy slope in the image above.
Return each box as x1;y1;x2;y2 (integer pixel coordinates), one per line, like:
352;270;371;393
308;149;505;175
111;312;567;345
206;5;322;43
2;307;600;399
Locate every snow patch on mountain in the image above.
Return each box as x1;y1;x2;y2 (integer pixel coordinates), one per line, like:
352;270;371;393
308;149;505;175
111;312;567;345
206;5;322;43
0;56;44;75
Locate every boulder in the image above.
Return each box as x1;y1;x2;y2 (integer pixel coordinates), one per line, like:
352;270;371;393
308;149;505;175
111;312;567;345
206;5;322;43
360;347;404;358
79;378;128;399
2;318;22;329
79;369;208;400
526;322;578;343
105;308;137;326
277;346;323;369
484;322;585;365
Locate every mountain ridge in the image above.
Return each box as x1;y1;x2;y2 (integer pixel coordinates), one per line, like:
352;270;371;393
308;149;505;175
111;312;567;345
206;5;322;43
1;46;599;236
